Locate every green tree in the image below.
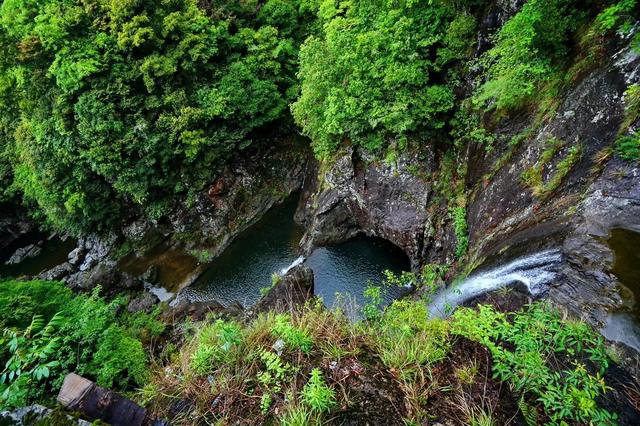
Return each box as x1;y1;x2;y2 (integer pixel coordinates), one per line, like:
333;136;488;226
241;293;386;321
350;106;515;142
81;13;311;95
0;0;306;234
291;0;478;158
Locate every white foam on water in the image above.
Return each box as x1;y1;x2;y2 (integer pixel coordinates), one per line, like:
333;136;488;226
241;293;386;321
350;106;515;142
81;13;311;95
280;255;305;275
428;249;562;317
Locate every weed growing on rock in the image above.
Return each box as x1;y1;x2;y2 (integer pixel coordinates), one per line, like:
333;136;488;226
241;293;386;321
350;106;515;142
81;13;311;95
271;314;313;354
300;368;336;413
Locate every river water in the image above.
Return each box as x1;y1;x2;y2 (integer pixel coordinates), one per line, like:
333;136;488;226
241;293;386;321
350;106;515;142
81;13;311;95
600;228;640;351
178;195;411;309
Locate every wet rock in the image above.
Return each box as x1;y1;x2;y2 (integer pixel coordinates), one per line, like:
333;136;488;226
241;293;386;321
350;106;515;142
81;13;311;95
298;148;436;268
141;265;159;284
0;404;90;425
225;300;245;317
167;298;226;322
0;204;35;256
253;265;314;314
67;246;86;266
461;32;640;336
66;260;141;292
5;242;42;265
38;262;75;281
127;291;159;313
167;138;308;256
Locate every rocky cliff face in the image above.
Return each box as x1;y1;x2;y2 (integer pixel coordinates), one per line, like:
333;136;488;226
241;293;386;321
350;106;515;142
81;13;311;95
296;147;453;269
12;138;309;293
297;11;640;344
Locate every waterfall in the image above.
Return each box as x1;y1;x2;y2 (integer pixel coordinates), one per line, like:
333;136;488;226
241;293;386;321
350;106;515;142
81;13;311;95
280;255;305;275
146;285;174;302
428;249;562;318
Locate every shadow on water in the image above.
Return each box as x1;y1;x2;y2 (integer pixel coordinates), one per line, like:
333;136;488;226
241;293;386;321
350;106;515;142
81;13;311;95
182;195;305;306
0;234;76;278
601;228;640;351
306;236;411;310
118;242;200;292
181;194;411;309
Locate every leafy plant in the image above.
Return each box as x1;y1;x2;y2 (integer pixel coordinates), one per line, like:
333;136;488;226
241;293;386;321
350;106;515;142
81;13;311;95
451;206;469;258
362;284;383;322
291;0;477;157
373;300;450;380
257;349;293;395
190;319;243;375
0;313;64;409
0;0;307;234
473;0;587;112
452;302;616;424
0;280;158;405
300;368;336;413
615;133;640;161
271;314;313;354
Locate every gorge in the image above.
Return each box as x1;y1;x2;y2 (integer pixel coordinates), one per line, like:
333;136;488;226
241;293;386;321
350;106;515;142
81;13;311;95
1;0;640;424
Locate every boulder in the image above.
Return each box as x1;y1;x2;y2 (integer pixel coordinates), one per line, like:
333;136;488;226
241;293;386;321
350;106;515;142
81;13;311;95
38;262;75;281
167;298;227;322
0;404;90;425
253;265;314;314
4;243;42;265
127;291;159;313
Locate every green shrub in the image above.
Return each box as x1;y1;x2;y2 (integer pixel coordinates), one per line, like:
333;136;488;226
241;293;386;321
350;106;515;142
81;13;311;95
92;325;148;389
0;280;159;408
0;0;305;234
292;0;475;157
362;284;383;322
272;314;313;354
0;313;64;410
451;206;469;259
595;0;638;35
300;368;336;413
474;0;586;112
452;302;616;424
257;348;294;411
0;280;73;328
373;300;450;380
190;319;243;375
615;133;640;161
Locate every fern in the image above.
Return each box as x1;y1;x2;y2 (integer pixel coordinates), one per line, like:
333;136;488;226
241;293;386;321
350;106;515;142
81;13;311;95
518;394;538;426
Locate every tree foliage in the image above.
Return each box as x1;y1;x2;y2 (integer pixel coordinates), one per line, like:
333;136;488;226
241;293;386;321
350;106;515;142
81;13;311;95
291;0;478;158
0;0;309;234
0;280;163;409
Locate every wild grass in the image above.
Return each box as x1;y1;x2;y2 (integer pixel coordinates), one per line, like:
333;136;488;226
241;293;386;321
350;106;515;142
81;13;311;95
142;294;618;425
521;138;583;199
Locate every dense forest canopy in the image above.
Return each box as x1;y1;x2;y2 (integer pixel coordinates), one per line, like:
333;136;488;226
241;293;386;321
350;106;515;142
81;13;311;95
0;0;637;235
0;0;313;234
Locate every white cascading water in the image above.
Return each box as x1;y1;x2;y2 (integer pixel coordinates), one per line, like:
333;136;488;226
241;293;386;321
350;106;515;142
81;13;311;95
147;285;174;303
280;255;305;275
428;249;563;318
